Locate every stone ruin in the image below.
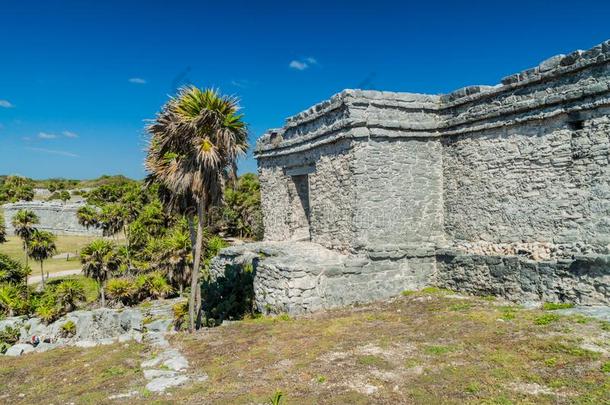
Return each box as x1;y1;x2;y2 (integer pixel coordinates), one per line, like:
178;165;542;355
210;39;610;315
3;201;102;236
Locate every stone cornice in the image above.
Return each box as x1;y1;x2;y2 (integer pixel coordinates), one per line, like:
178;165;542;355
256;39;610;158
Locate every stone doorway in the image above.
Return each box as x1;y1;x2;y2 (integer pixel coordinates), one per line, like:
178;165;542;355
288;174;311;241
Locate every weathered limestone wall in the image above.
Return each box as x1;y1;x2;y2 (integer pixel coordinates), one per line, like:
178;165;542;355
3;202;102;236
209;242;436;315
258;139;355;249
437;250;610;305
443;113;610;249
352;138;444;251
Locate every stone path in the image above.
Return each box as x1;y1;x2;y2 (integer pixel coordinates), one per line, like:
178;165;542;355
27;268;81;284
141;331;190;392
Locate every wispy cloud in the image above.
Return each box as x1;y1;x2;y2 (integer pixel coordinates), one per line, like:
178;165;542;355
289;57;319;71
0;100;14;108
27;147;79;158
230;79;254;88
63;130;78;138
128;77;147;84
38;132;57;139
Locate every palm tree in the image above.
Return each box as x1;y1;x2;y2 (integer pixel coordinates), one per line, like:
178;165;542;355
0;216;7;244
76;205;99;229
27;230;57;289
11;209;39;266
146;86;248;331
54;279;86;312
153;226;192;294
0;283;23;317
80;239;119;307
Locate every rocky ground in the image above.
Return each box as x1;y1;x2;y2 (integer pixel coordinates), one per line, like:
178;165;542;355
1;290;609;404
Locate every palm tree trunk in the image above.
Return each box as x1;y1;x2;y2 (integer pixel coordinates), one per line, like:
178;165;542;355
100;280;106;307
24;241;28;266
186;214;196;297
189;200;205;332
40;261;45;289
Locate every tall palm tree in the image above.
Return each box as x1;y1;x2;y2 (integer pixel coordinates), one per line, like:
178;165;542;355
80;239;119;307
146;86;248;331
27;230;57;289
11;209;39;265
76;205;99;229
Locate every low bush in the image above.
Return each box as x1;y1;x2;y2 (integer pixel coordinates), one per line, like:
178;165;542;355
106;278;137;305
201;262;255;326
0;253;31;284
542;302;575;311
135;272;173;300
60;320;76;337
172;300;189;331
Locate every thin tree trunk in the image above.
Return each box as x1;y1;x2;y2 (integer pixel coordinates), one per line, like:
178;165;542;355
189;200;205;332
40;261;45;289
100;280;106;307
186;214;196;297
24;241;28;266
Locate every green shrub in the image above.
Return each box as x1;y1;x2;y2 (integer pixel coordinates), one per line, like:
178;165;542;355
534;314;560;325
601;361;610;373
0;253;31;284
172;300;189;331
60;320;76;337
0;325;20;354
136;272;173;300
106;278;137;305
201;261;255;326
36;303;61;324
542;302;575;311
54;279;86;311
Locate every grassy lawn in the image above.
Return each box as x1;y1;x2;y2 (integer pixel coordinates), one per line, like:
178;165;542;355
1;291;608;404
0;235;96;274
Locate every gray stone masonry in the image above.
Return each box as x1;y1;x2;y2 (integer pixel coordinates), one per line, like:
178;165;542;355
211;40;610;313
3;201;102;236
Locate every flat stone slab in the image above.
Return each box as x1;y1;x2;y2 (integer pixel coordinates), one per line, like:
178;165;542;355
5;344;35;356
145;375;189;392
555;306;610;321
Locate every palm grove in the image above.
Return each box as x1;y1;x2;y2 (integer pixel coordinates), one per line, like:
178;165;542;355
0;87;261;333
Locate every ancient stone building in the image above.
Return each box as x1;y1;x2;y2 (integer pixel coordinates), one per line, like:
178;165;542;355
3;201;102;236
211;40;610;314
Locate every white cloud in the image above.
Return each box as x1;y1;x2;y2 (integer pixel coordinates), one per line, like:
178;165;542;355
289;57;318;71
0;100;14;108
289;60;308;71
63;130;78;138
38;132;57;139
27;147;79;158
128;77;147;84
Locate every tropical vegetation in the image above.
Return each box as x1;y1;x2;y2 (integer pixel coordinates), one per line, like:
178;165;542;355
145;86;248;331
11;209;39;266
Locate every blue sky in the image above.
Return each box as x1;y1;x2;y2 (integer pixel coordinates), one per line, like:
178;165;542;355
1;0;609;179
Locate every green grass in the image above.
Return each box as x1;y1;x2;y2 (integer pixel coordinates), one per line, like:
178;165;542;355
356;354;393;369
534;314;560;325
0;235;96;274
542;302;575;311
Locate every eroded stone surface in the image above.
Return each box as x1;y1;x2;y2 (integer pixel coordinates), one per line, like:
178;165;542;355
247;39;610;311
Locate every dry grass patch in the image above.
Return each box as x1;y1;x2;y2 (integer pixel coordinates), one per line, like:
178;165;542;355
0;342;147;404
0;292;608;404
